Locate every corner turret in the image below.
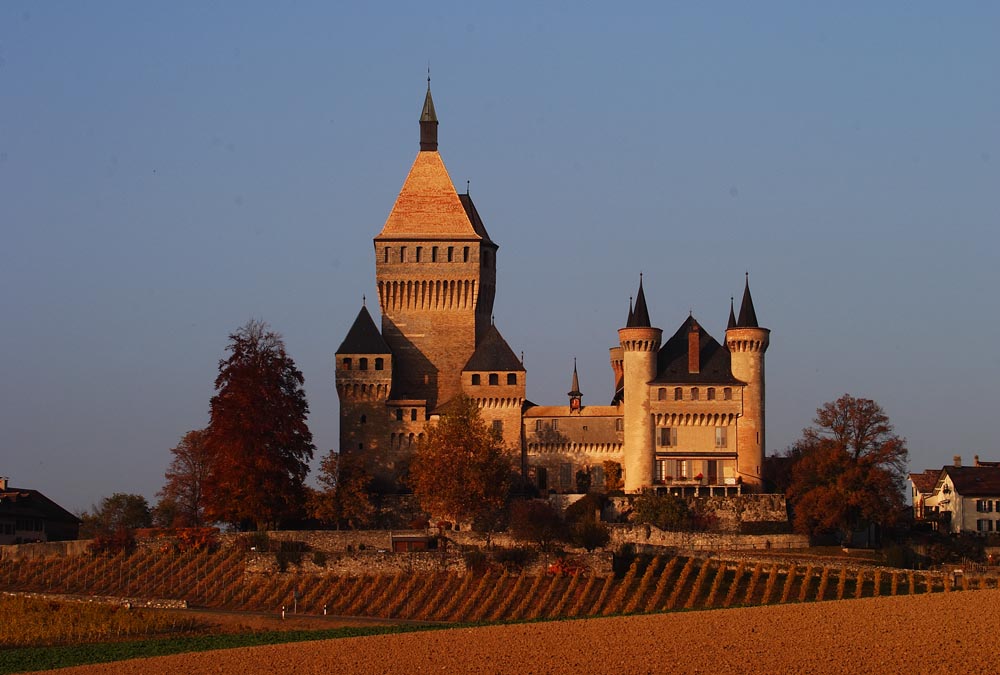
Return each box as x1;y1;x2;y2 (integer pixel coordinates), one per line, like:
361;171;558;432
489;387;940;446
568;359;583;412
725;274;770;490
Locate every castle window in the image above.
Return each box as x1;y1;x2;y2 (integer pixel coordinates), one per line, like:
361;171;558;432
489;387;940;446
360;414;367;424
691;387;699;401
432;246;438;262
723;387;732;400
396;409;403;421
536;466;548;491
535;419;543;431
411;409;417;421
492;420;503;435
676;460;688;479
447;246;454;262
559;463;573;490
551;419;559;431
375;357;384;370
507;373;517;385
472;374;481;385
715;427;728;448
659;427;677;447
591;464;604;487
489;373;499;385
415;246;422;262
400;246;406;262
977;499;994;513
655;459;669;483
384;247;389;263
342;358;352;370
359;358;368;371
463;246;470;262
615;418;624;431
707;387;716;401
674;387;683;400
657;388;667;401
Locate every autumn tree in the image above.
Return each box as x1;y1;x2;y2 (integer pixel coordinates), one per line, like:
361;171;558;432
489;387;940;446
785;394;908;541
202;319;315;530
156;428;211;527
509;499;567;550
308;451;375;529
408;395;513;529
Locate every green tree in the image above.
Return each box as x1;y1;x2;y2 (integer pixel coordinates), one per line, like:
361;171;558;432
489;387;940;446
408;395;513;528
632;490;694;531
786;394;908;540
308;451;375;529
202;319;315;530
80;493;152;537
156;428;211;527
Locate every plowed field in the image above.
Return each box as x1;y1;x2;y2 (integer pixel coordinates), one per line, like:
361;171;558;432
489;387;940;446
49;589;1000;675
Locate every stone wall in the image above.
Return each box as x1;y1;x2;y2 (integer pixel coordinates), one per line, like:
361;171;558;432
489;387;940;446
0;539;92;561
606;493;790;532
610;524;808;552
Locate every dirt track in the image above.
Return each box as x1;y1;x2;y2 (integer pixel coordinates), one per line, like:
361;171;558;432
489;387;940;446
52;590;1000;675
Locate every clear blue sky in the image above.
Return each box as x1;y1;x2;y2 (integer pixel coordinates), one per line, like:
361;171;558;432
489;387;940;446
2;2;998;512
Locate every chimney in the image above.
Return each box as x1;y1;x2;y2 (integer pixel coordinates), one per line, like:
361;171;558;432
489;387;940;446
974;454;980;467
0;477;7;491
688;321;700;374
953;455;962;467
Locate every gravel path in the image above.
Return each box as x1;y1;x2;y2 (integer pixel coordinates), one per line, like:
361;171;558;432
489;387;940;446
50;590;1000;675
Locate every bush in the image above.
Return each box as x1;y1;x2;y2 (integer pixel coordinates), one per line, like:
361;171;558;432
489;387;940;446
88;527;136;556
575;468;592;494
509;500;567;550
463;549;489;574
564;493;607;525
572;520;611;552
632;491;694;531
493;546;535;572
312;550;328;567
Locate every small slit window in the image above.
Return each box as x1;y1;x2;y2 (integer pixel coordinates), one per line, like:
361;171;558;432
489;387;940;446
447;246;454;262
463;246;470;262
415;246;422;262
360;415;367;424
400;246;406;262
383;247;389;263
411;409;417;421
432;246;438;262
395;409;403;421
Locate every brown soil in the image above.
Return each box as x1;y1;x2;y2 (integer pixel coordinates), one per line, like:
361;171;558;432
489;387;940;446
51;590;1000;675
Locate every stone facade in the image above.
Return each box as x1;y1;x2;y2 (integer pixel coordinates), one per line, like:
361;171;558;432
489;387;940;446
336;84;769;495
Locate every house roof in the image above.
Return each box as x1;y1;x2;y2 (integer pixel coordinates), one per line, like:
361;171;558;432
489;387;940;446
463;325;525;372
336;305;391;355
523;405;620;418
0;487;81;525
652;315;743;385
909;470;941;495
943;466;1000;497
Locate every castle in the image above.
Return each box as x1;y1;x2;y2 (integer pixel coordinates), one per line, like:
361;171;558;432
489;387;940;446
335;83;769;495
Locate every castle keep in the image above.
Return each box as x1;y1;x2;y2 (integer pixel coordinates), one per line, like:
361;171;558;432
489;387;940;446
336;83;769;494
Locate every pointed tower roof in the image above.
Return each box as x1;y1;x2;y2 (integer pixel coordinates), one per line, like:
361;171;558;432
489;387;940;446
463;325;525;372
567;358;582;397
737;273;759;328
626;297;634;327
727;297;737;330
627;275;651;328
336;305;391;354
419;76;438;151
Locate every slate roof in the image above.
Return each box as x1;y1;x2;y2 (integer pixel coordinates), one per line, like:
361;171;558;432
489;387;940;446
628;278;651;328
0;487;81;525
652;315;743;385
909;470;941;495
458;193;496;246
737;274;759;328
943;466;1000;497
463;325;525;372
336;306;391;355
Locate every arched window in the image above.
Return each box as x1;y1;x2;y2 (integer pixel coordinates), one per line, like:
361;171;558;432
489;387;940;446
472;374;481;385
359;358;368;371
691;387;699;400
507;373;517;385
342;358;352;370
674;387;683;400
657;388;667;401
411;409;417;421
374;357;384;371
395;409;403;421
489;373;499;385
723;387;732;400
707;387;716;400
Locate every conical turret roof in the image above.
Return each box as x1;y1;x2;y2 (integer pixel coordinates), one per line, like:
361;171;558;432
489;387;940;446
727;297;737;330
568;359;582;397
627;276;651;328
737;273;759;328
336;305;391;355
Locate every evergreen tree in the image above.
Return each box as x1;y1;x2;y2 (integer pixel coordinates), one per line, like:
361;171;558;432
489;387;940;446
202;319;315;530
